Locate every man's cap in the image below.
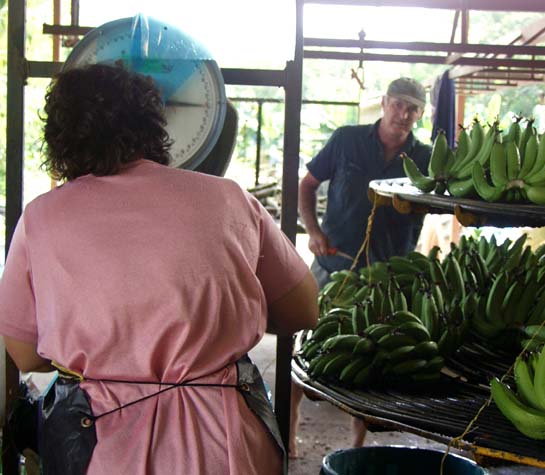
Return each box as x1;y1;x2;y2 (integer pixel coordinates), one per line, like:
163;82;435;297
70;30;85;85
387;77;426;109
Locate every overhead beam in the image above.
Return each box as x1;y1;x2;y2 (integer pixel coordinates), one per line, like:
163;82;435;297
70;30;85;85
304;38;545;56
303;0;545;12
304;50;545;68
470;71;545;80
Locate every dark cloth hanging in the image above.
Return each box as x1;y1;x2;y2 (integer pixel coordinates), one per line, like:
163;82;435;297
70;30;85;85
431;70;456;148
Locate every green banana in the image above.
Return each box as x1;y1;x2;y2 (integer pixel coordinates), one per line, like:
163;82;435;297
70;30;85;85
485;272;508;324
301;341;322;360
413;340;439;358
389;309;422;326
501;279;525;325
322;334;361;352
377;332;418;350
476;120;500;166
353;285;370;303
506;140;521;181
311;321;339;342
402;153;436;192
454;125;470;164
389;358;428;375
446;176;476;198
365;323;393;342
514;355;545;411
423;355;445;372
524;131;545;183
352;304;366;335
443;254;465;301
423;291;440;341
322;352;354;377
387;344;416;363
353;364;374;387
513;269;539;325
490;377;545;440
380;289;395;319
471;311;503;339
396;321;431;342
472;162;505;202
489;140;508;187
431;284;445;317
518;118;536;162
428;130;449;179
308;352;338;377
521;338;544;353
519;132;539;179
524;325;545;341
339;357;373;384
534;347;545;405
526;291;545;326
450;118;483;175
504;234;527;272
353;337;376;355
393;287;409;313
523;184;545;205
388;255;421;275
503;116;522;144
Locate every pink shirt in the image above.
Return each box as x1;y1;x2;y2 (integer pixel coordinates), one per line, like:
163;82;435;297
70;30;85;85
0;160;309;474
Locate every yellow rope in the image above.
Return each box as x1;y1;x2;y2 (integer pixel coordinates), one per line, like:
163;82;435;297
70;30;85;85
334;193;378;299
440;318;545;474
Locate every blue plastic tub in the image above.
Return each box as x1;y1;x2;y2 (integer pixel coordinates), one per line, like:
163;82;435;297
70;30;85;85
320;446;487;475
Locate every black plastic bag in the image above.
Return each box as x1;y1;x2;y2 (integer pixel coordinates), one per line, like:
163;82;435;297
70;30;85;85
40;377;97;475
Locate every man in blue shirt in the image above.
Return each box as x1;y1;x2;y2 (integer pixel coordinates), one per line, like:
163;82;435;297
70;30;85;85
290;77;431;457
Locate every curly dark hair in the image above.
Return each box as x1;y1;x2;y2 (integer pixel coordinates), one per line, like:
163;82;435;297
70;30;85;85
42;63;172;181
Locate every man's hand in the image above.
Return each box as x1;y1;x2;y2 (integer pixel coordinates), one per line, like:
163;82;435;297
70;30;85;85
308;229;330;256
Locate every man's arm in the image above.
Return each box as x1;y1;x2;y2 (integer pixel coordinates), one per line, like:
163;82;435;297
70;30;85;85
267;270;318;336
299;172;329;256
3;336;54;373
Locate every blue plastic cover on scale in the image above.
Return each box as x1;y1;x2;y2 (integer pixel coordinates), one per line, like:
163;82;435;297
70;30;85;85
94;14;214;101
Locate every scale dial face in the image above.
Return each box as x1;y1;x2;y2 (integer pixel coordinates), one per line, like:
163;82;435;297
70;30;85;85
62;17;226;170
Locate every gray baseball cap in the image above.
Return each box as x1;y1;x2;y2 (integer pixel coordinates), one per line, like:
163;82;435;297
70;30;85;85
387;77;426;109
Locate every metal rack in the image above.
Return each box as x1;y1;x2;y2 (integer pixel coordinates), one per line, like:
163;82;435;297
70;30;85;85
292;333;545;468
368;177;545;228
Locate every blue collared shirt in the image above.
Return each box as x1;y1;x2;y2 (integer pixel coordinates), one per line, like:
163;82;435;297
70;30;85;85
307;120;431;273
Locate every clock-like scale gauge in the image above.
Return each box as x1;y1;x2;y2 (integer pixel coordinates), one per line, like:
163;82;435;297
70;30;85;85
62;14;227;171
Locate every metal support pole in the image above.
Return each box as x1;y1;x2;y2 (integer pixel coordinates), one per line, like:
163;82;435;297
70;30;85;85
4;0;26;472
275;0;304;459
255;100;263;187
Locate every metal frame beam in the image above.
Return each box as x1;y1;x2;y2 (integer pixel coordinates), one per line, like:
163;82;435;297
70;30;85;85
302;0;545;12
303;50;545;68
303;38;545;56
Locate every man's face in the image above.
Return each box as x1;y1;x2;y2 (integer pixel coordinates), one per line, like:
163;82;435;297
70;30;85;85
381;95;424;136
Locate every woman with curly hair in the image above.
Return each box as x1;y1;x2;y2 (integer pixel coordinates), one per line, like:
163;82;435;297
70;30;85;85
0;64;318;474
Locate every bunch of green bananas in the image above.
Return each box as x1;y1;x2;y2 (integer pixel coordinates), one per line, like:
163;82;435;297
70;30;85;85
402;118;500;197
401;115;545;205
299;308;444;388
490;346;545;440
471;117;545;204
303;232;545;391
458;234;545;350
299;246;479;388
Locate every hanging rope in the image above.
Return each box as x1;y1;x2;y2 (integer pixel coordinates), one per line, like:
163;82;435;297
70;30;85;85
335;191;378;298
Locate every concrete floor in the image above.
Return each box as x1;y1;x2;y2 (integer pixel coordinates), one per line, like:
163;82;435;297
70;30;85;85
249;333;545;475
